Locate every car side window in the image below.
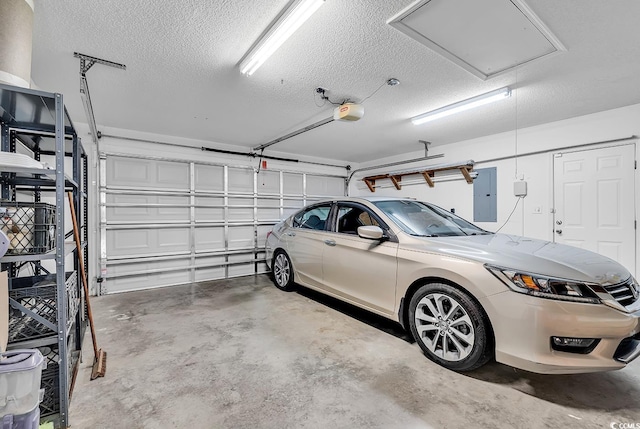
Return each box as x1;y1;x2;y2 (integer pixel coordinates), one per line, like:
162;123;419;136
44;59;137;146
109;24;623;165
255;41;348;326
337;205;380;235
292;205;331;231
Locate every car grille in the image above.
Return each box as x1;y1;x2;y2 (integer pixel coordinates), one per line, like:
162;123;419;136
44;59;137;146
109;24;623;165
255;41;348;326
602;278;639;308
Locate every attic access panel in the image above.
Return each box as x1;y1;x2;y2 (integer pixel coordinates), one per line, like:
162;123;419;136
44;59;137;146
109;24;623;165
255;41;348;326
388;0;565;80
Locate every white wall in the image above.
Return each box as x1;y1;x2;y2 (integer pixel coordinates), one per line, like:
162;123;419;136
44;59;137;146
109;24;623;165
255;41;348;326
349;102;640;277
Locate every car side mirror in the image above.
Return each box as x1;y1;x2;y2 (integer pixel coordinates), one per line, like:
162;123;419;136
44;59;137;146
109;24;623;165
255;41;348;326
357;225;385;240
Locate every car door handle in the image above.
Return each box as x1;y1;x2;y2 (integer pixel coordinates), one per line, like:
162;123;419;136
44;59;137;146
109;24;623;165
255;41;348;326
324;239;336;246
286;232;296;237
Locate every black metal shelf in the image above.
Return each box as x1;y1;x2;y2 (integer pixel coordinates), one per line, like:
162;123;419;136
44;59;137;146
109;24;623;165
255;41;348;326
1;82;87;429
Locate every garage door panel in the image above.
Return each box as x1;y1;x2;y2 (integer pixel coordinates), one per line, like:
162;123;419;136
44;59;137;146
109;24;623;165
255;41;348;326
306;175;344;196
228;226;253;249
228;253;255;277
107;194;189;221
108;227;190;257
109;158;149;186
158;229;190;249
109;258;189;276
284;198;304;208
107;157;189;190
110;229;150;253
228;197;254;220
283;198;304;218
194;165;224;191
257;226;272;246
229;266;254;277
156;163;189;189
257;198;280;221
257;170;280;194
228;208;253;220
107;270;190;293
195;196;224;206
195;207;224;221
158;196;190;216
283;172;303;195
195;227;224;252
195;256;226;281
195;196;224;220
257;198;279;207
108;194;151;217
257;207;280;221
228;167;254;193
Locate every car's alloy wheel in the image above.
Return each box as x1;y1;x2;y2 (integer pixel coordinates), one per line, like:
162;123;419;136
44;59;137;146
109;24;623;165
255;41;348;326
272;251;295;291
408;283;492;371
414;293;474;361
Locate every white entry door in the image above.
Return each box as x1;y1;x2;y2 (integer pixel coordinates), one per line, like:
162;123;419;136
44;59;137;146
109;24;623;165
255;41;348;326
553;144;636;274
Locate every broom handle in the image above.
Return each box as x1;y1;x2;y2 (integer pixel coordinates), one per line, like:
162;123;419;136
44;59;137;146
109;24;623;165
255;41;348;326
67;192;99;358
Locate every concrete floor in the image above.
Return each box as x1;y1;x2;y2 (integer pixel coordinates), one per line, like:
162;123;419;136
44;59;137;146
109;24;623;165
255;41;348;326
70;274;640;428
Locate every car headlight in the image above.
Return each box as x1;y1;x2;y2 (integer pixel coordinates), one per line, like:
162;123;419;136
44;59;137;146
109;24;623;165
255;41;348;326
486;265;601;304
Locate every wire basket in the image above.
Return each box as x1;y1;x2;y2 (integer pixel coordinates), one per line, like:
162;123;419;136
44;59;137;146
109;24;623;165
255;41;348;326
0;202;56;255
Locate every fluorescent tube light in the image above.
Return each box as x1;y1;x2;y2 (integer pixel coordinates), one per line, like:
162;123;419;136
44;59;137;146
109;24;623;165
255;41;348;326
239;0;325;76
411;87;512;125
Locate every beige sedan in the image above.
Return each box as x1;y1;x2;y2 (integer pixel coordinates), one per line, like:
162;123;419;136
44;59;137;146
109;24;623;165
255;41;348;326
265;197;640;374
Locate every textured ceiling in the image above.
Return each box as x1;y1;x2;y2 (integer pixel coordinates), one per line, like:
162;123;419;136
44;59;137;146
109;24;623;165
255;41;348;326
30;0;640;163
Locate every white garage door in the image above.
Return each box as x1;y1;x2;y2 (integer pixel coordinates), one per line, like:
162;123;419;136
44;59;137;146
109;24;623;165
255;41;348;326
99;153;345;294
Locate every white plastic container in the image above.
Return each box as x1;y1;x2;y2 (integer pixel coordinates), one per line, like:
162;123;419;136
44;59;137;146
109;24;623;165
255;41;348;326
0;349;45;417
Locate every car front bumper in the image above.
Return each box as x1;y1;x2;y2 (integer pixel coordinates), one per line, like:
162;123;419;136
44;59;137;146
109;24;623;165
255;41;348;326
481;290;640;374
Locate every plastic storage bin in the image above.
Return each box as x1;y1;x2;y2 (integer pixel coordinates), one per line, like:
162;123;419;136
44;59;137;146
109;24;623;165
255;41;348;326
1;407;40;429
0;350;45;417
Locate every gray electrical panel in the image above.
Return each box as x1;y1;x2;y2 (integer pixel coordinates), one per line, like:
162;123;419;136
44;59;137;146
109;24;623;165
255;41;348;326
473;167;497;222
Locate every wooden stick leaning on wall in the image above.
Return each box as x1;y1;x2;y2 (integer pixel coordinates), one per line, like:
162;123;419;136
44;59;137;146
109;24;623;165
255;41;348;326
67;192;107;380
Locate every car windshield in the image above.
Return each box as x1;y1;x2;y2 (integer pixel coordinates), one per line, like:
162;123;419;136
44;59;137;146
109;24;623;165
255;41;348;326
373;200;490;237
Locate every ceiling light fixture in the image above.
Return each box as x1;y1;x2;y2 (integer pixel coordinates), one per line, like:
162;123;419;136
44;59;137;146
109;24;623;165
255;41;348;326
411;87;511;125
239;0;325;76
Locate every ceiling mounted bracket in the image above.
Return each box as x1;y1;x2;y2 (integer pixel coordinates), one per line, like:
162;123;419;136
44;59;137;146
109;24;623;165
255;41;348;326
75;52;126;75
419;140;431;157
73;52;126;148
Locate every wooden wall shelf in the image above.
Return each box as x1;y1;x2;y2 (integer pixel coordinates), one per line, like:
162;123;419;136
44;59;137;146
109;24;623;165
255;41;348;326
361;160;475;192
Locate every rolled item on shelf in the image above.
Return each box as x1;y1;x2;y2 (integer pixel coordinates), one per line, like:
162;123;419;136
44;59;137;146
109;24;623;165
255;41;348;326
0;0;34;88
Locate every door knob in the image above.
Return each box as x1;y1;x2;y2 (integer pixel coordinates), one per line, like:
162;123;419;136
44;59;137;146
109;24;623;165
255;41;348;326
555;229;563;234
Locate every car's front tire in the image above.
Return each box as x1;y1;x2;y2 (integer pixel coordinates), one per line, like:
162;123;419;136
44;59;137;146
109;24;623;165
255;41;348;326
272;250;296;291
408;283;493;371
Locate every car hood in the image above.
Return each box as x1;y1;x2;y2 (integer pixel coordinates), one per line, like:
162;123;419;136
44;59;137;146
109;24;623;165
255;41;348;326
404;233;631;285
